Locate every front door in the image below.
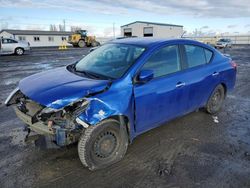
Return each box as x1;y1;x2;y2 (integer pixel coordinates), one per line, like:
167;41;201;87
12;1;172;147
1;38;16;53
134;45;189;134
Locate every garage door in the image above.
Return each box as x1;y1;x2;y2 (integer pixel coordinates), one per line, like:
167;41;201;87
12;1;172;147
144;27;153;37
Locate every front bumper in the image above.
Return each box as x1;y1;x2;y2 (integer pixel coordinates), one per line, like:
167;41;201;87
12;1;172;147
14;106;81;146
14;106;54;135
215;44;225;48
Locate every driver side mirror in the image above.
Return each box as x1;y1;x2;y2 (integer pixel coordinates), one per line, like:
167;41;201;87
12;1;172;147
137;70;154;83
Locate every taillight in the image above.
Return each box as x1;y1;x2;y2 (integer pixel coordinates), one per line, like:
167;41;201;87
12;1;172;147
230;60;237;70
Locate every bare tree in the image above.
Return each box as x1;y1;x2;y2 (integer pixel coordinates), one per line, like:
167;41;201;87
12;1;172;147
59;24;64;31
50;24;57;31
70;26;82;32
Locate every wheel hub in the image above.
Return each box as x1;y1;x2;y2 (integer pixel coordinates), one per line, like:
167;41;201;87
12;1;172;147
212;90;221;106
94;132;117;158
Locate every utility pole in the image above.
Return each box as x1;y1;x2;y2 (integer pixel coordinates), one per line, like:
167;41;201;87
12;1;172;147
63;19;66;31
113;22;115;38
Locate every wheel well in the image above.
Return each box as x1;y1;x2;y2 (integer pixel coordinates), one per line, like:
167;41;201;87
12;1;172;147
15;47;24;51
220;83;227;97
108;115;131;143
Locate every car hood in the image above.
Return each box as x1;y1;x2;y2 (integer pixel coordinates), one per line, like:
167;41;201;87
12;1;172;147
19;67;110;109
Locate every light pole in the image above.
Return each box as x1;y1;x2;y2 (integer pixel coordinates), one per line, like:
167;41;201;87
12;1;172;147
233;32;239;45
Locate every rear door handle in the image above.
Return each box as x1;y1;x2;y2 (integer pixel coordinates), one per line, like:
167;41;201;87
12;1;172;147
212;72;219;76
176;82;186;88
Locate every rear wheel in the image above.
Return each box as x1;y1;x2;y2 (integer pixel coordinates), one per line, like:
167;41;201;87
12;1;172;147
206;84;225;114
15;48;24;55
78;40;86;48
78;119;128;170
91;41;100;47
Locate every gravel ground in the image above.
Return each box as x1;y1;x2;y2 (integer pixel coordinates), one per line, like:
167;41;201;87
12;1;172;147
0;46;250;188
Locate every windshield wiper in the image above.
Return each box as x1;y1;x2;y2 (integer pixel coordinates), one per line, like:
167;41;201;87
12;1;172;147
68;63;113;80
75;69;113;80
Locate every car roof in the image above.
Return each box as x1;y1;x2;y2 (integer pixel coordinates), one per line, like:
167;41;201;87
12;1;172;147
109;38;207;48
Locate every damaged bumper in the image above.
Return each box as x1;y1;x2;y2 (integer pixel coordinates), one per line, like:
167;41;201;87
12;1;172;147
14;106;54;135
14;106;82;146
7;89;89;146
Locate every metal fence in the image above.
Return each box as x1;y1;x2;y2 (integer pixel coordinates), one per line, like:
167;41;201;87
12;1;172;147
184;35;250;45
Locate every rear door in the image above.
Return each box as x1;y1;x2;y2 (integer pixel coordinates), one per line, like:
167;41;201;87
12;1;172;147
180;44;219;112
133;44;189;134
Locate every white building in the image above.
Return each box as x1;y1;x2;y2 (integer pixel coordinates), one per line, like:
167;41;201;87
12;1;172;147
0;29;73;47
120;21;183;38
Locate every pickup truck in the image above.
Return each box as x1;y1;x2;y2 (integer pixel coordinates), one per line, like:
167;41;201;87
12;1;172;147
0;38;30;55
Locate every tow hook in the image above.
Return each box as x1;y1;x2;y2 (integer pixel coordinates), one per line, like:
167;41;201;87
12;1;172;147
23;126;31;141
23;126;40;142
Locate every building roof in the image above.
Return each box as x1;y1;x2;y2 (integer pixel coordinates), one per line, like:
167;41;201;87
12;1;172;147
0;29;73;36
120;21;183;28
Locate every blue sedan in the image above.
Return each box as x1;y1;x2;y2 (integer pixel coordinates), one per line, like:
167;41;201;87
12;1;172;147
5;38;237;170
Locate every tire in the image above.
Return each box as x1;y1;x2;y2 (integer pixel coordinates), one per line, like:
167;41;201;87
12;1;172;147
91;41;98;47
78;119;128;170
15;48;24;55
206;84;225;114
78;40;86;48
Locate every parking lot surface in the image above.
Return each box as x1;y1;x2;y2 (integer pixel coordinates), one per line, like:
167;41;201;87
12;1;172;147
0;46;250;188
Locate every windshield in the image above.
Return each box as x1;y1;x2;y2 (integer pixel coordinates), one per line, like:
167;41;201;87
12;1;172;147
218;39;229;42
74;43;145;79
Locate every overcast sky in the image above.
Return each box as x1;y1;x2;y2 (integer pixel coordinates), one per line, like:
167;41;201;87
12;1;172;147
0;0;250;36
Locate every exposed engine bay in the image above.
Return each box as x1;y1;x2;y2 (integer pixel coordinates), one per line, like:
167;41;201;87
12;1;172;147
6;88;89;146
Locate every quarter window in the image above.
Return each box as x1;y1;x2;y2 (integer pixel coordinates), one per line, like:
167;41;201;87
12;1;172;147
204;49;213;63
141;45;181;78
184;45;207;68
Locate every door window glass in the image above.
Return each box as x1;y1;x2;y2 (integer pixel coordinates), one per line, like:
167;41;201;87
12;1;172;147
141;45;181;78
184;45;207;68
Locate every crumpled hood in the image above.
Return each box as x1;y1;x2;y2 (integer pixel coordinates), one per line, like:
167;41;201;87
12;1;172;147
19;67;110;109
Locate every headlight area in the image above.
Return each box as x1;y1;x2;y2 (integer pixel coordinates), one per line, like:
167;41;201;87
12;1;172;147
37;99;90;146
8;91;91;146
5;87;22;106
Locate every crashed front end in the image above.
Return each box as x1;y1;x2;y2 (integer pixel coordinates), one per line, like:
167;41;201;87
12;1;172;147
5;88;89;146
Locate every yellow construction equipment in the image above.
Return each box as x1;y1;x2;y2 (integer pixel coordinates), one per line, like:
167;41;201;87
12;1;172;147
59;39;68;50
68;30;100;48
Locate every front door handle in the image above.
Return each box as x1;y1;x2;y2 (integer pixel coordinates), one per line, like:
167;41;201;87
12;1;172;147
176;82;186;88
212;72;219;76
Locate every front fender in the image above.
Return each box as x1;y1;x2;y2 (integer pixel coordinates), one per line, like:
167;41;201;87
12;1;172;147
77;98;120;125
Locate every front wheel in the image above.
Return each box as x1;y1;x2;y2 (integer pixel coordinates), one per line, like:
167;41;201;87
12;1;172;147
206;84;225;114
78;119;128;170
78;40;86;48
